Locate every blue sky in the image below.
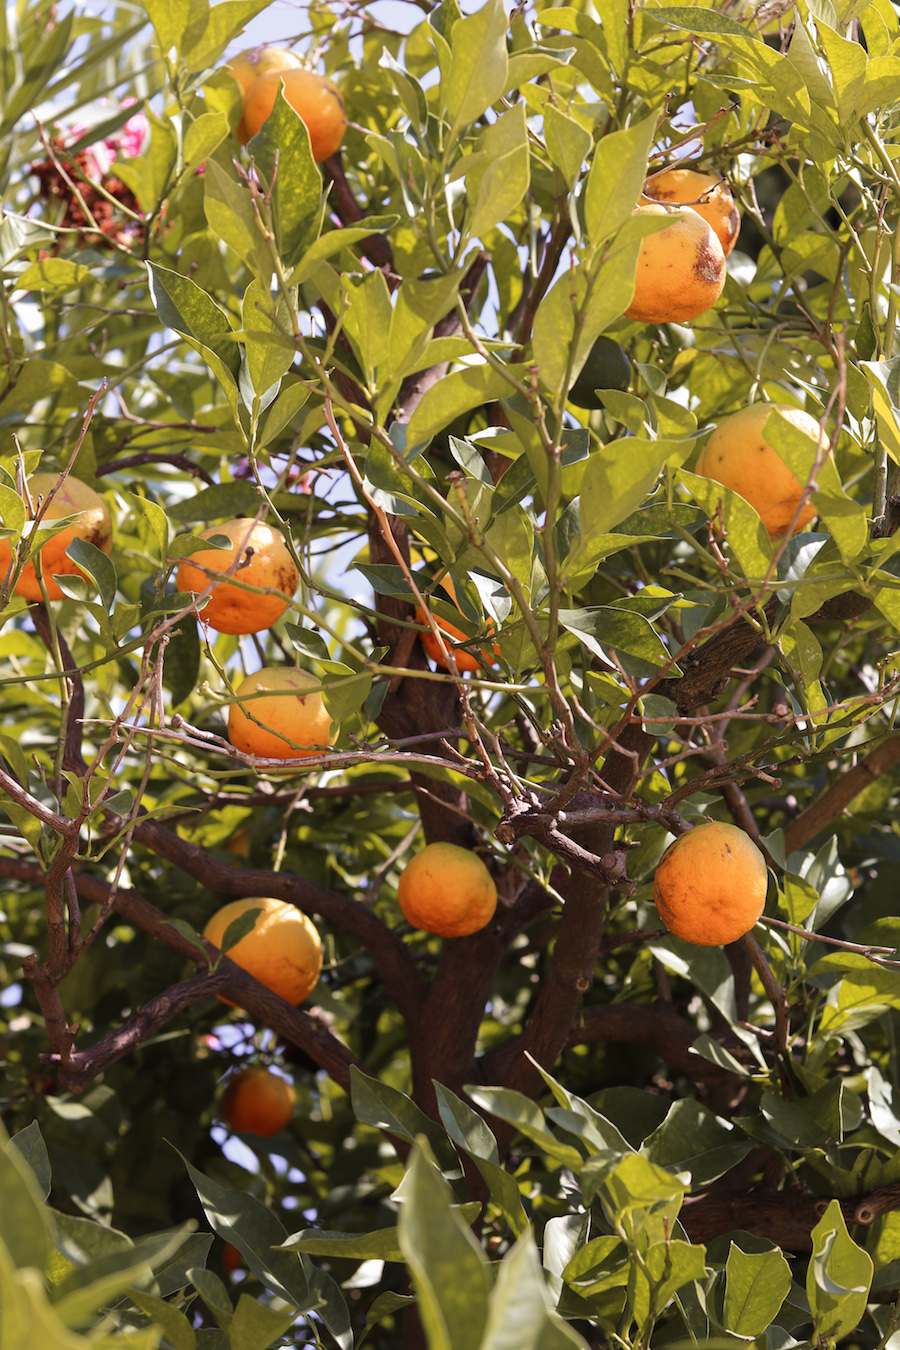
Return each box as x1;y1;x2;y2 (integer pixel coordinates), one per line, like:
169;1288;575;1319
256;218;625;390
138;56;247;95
240;0;428;45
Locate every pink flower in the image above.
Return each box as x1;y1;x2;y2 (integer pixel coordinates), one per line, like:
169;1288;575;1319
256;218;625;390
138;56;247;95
108;105;148;159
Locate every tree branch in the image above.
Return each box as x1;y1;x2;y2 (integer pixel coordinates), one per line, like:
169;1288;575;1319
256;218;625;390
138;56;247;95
783;734;900;854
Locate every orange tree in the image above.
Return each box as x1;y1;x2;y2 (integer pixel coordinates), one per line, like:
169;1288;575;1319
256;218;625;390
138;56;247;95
1;0;900;1345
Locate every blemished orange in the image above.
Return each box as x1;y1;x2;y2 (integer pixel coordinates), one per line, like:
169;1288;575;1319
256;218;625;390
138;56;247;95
626;203;726;324
397;843;497;938
228;666;332;759
695;404;827;536
643;168;741;255
240;69;347;160
0;472;112;602
417;575;499;674
221;1067;295;1136
204;896;323;1004
175;519;299;635
653;822;768;947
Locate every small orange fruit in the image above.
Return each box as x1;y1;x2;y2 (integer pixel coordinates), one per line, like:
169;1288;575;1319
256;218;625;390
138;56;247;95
653;822;768;947
626;203;726;324
0;472;112;602
397;842;497;938
204;896;323;1004
417;575;499;674
175;519;298;635
221;1067;295;1136
228;666;332;760
696;404;828;536
643;168;740;256
240;69;347;161
222;1242;242;1274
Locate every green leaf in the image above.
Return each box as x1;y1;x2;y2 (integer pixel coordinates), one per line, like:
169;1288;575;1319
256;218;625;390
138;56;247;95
66;538;116;611
129;1289;197;1350
141;0;192;55
242;280;295;399
443;0;509;135
115;110;177;213
466;103;530;241
723;1243;792;1338
464;1087;583;1169
281;1226;403;1262
544;106;592;189
580;438;692;536
147;263;241;383
0;1125;55;1271
584;113;657;246
679;468;773;581
183;112;229;171
0;482;26;537
184;0;272;71
9;1122;51;1200
15;258;94;293
806;1199;873;1343
397;1141;491;1350
350;1066;451;1158
229;1294;298;1350
435;1084;529;1236
642;1099;750;1186
203;160;271;280
248;88;323;269
559;606;674;672
163;612;201;709
167;482;261;524
218;906;264;956
481;1229;590;1348
182;1156;311;1309
406;363;524;449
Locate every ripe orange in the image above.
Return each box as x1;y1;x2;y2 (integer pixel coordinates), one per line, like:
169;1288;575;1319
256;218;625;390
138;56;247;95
0;471;112;602
227;46;304;141
175;519;298;635
239;69;347;161
228;666;332;760
204;896;323;1004
397;842;497;938
221;1067;295;1136
417;575;498;674
626;203;726;324
695;404;827;536
643;168;740;256
653;822;768;946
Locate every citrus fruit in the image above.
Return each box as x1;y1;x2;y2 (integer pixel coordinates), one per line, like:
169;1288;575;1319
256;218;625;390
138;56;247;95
653;821;768;946
397;842;497;938
175;519;298;635
644;167;740;255
0;471;112;602
696;403;827;536
626;203;726;324
417;574;498;674
204;896;323;1004
240;69;347;161
568;336;632;408
221;1066;295;1136
228;666;332;759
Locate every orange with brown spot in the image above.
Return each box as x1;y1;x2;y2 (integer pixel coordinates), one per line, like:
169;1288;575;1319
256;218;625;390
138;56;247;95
653;821;768;946
626;203;726;324
644;168;741;255
228;666;332;760
175;519;298;635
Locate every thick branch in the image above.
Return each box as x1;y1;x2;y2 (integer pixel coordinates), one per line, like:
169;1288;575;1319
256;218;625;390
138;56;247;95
322;151;395;272
784;734;900;854
681;1182;900;1252
132;819;424;1025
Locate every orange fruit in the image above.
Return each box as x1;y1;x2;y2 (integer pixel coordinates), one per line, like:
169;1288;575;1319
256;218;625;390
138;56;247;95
0;471;112;602
653;822;768;946
227;666;332;760
626;203;726;324
695;404;827;536
417;575;499;674
397;843;497;938
175;519;298;635
222;1242;242;1274
204;896;323;1004
643;168;740;255
221;1067;295;1136
227;46;304;141
240;69;347;161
